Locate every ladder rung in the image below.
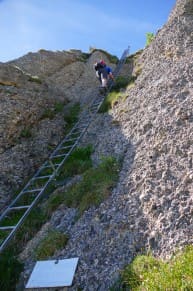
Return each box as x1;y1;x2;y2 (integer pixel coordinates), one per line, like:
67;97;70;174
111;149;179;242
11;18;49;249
59;145;73;150
32;175;51;180
43;162;60;168
71;128;81;134
68;131;81;136
51;153;67;158
65;137;79;142
0;226;15;230
10;206;30;210
72;126;86;132
22;188;43;193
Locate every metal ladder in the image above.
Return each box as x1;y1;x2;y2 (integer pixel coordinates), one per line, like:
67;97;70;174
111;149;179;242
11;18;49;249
0;46;130;253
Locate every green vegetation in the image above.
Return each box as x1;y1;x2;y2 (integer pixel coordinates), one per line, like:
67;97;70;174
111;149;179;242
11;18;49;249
99;76;135;113
0;137;119;291
146;32;155;46
28;75;42;84
35;230;68;260
120;245;193;290
58;145;93;178
64;156;119;214
0;249;23;291
0;209;26;227
54;101;66;113
41;108;56;119
46;156;120;215
0;208;48;291
64;102;80;132
15;208;48;245
41;101;67;120
99;91;122;113
111;76;130;92
20;127;32;138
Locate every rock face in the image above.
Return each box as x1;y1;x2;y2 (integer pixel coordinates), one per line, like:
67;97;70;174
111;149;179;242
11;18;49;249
2;0;193;290
0;49;118;210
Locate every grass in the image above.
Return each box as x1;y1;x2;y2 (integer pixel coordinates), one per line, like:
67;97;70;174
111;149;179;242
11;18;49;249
99;76;132;113
54;101;66;113
20;127;32;138
46;156;120;215
15;208;48;245
58;145;93;179
64;102;80;132
35;229;68;260
0;249;23;291
0;153;120;290
120;245;193;290
40;101;68;120
41;108;56;119
99;91;122;113
0;209;26;227
111;76;130;92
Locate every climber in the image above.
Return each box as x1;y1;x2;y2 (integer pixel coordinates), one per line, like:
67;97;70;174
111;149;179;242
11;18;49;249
94;60;114;92
105;65;114;81
94;60;106;84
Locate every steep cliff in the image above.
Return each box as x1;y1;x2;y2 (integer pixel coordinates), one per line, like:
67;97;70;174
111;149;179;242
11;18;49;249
1;0;193;290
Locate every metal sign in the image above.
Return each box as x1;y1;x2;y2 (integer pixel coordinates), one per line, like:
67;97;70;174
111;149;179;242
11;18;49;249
25;258;79;288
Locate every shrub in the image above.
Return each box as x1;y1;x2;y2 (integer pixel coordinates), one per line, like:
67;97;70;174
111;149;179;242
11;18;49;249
146;32;155;46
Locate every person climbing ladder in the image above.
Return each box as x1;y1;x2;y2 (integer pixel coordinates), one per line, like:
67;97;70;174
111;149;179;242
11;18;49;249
94;60;114;94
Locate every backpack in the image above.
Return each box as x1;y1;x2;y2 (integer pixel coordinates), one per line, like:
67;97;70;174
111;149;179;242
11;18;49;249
94;61;105;71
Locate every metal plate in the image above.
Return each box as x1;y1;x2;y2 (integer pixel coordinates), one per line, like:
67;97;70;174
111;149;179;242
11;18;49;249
25;258;79;288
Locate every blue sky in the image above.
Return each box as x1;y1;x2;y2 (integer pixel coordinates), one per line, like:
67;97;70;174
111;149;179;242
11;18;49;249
0;0;176;62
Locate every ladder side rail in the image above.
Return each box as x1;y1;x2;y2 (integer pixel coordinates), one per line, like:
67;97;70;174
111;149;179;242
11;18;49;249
0;172;56;253
0;163;56;221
